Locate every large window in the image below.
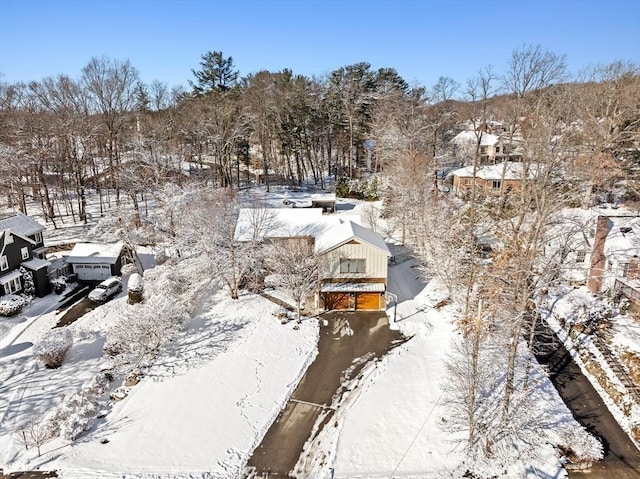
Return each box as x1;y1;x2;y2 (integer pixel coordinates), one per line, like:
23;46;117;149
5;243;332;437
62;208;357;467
340;258;366;274
21;247;29;260
0;255;7;271
492;180;501;189
5;276;21;294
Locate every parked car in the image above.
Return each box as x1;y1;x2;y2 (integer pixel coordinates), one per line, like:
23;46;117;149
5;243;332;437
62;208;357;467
88;277;122;302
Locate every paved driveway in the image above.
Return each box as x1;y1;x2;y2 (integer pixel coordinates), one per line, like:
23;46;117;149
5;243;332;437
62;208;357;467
246;311;406;478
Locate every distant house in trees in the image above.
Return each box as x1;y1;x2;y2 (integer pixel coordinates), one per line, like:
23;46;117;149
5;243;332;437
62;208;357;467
449;162;537;199
64;242;136;281
0;213;51;297
235;208;391;311
451;130;523;166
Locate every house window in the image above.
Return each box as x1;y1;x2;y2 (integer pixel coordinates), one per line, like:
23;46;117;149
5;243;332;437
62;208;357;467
34;232;42;244
340;258;366;273
492;180;501;189
5;276;21;294
480;146;488;154
575;250;586;263
622;263;630;278
495;147;500;153
21;247;29;260
0;256;7;271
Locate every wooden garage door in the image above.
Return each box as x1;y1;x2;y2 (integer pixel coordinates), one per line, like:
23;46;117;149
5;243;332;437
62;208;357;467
355;292;381;310
324;292;350;310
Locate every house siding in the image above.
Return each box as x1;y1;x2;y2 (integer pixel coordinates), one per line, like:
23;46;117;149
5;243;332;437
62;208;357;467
1;236;33;273
320;242;388;283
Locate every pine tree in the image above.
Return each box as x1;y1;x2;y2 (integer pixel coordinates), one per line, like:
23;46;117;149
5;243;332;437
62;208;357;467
189;50;239;96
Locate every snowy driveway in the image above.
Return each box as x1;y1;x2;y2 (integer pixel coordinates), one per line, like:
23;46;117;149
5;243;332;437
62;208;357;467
247;311;405;477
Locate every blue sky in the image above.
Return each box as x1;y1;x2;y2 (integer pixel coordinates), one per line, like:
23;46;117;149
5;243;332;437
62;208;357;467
1;0;639;93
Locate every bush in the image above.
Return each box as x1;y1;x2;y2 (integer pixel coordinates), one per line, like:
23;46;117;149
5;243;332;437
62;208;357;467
0;294;28;316
50;277;67;294
34;328;73;368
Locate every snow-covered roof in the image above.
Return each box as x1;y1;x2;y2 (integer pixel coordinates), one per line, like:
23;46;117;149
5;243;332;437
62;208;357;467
451;130;477;145
0;213;45;237
1;229;35;249
479;133;500;146
21;258;51;270
310;193;336;202
234;208;360;242
320;282;386;293
314;220;390;256
0;269;22;284
65;242;124;264
450;162;537;181
603;216;640;265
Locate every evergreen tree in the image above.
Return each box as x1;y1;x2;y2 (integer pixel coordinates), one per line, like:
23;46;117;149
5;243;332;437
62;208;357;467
190;50;239;96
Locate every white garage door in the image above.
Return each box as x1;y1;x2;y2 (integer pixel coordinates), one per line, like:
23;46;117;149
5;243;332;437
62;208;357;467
74;264;112;281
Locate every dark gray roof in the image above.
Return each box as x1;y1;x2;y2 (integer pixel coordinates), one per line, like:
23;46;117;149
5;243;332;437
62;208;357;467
0;213;45;237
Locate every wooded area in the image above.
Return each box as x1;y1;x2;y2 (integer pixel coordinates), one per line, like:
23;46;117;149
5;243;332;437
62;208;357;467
1;45;640;466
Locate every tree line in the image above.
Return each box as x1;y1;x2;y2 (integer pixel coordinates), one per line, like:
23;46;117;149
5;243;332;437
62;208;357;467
2;45;639;470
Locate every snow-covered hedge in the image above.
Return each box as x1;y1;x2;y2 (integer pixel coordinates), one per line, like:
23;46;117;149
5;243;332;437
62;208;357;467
34;328;73;368
0;294;29;316
39;373;111;442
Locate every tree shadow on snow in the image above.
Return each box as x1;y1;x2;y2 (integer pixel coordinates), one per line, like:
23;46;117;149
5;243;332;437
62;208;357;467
145;315;252;381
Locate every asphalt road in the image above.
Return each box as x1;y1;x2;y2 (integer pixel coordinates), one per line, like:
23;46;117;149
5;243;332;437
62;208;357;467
246;311;406;478
539;325;640;478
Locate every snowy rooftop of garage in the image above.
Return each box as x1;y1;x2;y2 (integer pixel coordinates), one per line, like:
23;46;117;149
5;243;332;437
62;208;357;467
64;242;124;264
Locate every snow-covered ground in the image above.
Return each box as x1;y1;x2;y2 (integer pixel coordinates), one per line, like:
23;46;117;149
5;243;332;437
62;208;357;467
0;187;606;478
544;286;640;449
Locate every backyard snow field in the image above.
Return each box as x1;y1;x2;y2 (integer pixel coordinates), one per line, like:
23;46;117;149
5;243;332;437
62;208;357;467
0;288;318;478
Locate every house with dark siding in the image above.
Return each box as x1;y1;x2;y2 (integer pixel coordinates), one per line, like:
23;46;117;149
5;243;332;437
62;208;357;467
0;213;50;297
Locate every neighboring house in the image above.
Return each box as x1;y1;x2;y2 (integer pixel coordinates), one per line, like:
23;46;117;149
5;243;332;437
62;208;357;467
0;213;50;297
235;208;391;311
451;130;524;166
64;242;136;281
315;220;391;311
449;162;534;198
588;216;640;303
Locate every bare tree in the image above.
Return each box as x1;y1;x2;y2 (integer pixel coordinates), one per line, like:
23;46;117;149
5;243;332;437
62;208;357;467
176;188;270;299
82;56;140;201
265;237;319;322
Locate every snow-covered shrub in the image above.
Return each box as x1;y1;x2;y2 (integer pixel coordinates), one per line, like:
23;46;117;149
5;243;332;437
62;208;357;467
0;294;28;316
34;328;73;368
128;272;144;293
127;272;144;304
50;276;67;294
557;425;603;463
105;264;190;367
39;373;110;442
81;372;111;396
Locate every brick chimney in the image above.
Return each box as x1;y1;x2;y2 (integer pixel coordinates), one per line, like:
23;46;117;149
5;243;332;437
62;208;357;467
587;216;610;293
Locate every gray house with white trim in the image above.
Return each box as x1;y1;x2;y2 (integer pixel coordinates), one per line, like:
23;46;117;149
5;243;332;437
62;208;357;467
0;213;50;297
